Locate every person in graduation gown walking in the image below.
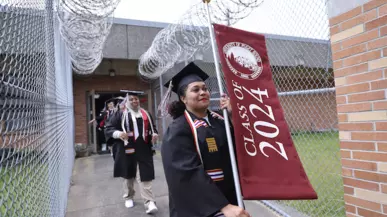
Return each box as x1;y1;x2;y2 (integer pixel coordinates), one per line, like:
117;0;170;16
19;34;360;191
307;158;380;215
104;91;159;214
160;62;251;217
89;98;116;155
105;97;126;159
107;96;126;160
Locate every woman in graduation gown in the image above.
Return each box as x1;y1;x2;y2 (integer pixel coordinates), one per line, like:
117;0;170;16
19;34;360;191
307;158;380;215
93;98;116;153
161;62;251;217
106;97;126;160
104;91;159;213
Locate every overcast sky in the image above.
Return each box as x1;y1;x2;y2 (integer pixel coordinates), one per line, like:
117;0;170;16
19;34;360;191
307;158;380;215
3;0;329;39
113;0;330;40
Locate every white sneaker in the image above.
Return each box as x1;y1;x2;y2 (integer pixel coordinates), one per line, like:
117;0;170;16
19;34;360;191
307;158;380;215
123;193;128;198
125;199;134;208
146;201;158;214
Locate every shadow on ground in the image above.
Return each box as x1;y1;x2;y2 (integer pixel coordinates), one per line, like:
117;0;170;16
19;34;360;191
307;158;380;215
65;152;279;217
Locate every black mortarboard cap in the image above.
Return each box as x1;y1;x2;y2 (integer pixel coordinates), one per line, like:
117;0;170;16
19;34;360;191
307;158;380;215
105;96;126;106
120;90;145;96
105;97;117;104
163;62;209;95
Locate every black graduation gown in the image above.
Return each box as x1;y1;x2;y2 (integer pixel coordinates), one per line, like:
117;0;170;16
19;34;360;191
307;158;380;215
105;110;157;181
104;110;116;148
161;110;239;217
97;110;114;147
105;110;119;160
96;110;114;129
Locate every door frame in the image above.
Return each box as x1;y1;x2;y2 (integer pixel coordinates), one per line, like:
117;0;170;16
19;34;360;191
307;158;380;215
86;89;98;153
86;90;151;153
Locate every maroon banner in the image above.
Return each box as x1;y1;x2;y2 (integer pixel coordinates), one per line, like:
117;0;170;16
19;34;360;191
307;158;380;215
213;24;317;200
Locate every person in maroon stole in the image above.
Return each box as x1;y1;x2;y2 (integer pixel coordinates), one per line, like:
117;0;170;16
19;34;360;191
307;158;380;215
161;62;251;217
104;91;158;214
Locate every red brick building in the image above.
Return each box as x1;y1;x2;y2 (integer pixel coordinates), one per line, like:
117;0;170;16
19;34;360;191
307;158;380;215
73;60;152;153
72;18;169;153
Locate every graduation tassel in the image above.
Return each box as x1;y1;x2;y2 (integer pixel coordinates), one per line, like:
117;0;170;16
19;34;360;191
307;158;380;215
203;0;244;208
124;93;131;111
121;93;130;146
158;80;173;118
121;111;129;146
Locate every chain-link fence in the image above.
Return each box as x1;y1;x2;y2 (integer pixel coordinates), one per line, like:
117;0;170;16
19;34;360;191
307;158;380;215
255;1;342;217
0;0;74;216
153;0;343;217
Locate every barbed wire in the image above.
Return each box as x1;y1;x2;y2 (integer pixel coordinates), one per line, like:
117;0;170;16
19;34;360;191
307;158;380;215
56;0;120;74
138;0;264;79
58;0;121;18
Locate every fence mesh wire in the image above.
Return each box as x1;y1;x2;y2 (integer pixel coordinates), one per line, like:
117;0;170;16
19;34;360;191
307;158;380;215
0;0;74;216
256;1;343;217
156;0;343;217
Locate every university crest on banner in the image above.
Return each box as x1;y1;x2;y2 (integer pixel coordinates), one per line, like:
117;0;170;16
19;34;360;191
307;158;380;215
213;23;318;200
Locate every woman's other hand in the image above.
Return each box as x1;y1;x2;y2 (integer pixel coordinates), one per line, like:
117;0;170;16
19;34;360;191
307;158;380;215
152;133;159;144
220;94;232;114
221;204;251;217
120;132;128;140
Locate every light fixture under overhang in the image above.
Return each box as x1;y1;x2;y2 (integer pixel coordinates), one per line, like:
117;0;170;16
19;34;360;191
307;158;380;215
109;68;116;77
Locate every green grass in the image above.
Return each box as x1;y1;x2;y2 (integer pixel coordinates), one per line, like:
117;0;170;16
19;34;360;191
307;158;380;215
280;131;345;217
0;159;49;217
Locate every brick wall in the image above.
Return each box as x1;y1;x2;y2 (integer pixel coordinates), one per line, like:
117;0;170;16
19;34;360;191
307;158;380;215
279;93;338;132
330;0;387;216
73;75;149;145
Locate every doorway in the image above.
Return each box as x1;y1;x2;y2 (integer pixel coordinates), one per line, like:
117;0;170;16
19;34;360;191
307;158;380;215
87;90;150;154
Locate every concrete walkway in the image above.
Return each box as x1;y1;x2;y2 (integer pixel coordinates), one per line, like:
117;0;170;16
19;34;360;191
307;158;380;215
65;152;280;217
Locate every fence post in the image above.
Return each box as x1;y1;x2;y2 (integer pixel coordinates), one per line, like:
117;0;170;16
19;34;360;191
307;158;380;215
45;0;58;215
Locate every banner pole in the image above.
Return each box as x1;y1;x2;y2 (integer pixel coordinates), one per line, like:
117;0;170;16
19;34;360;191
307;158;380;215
203;0;244;207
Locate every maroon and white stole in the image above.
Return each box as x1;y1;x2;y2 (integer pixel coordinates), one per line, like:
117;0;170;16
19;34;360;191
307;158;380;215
184;110;226;217
121;108;155;146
